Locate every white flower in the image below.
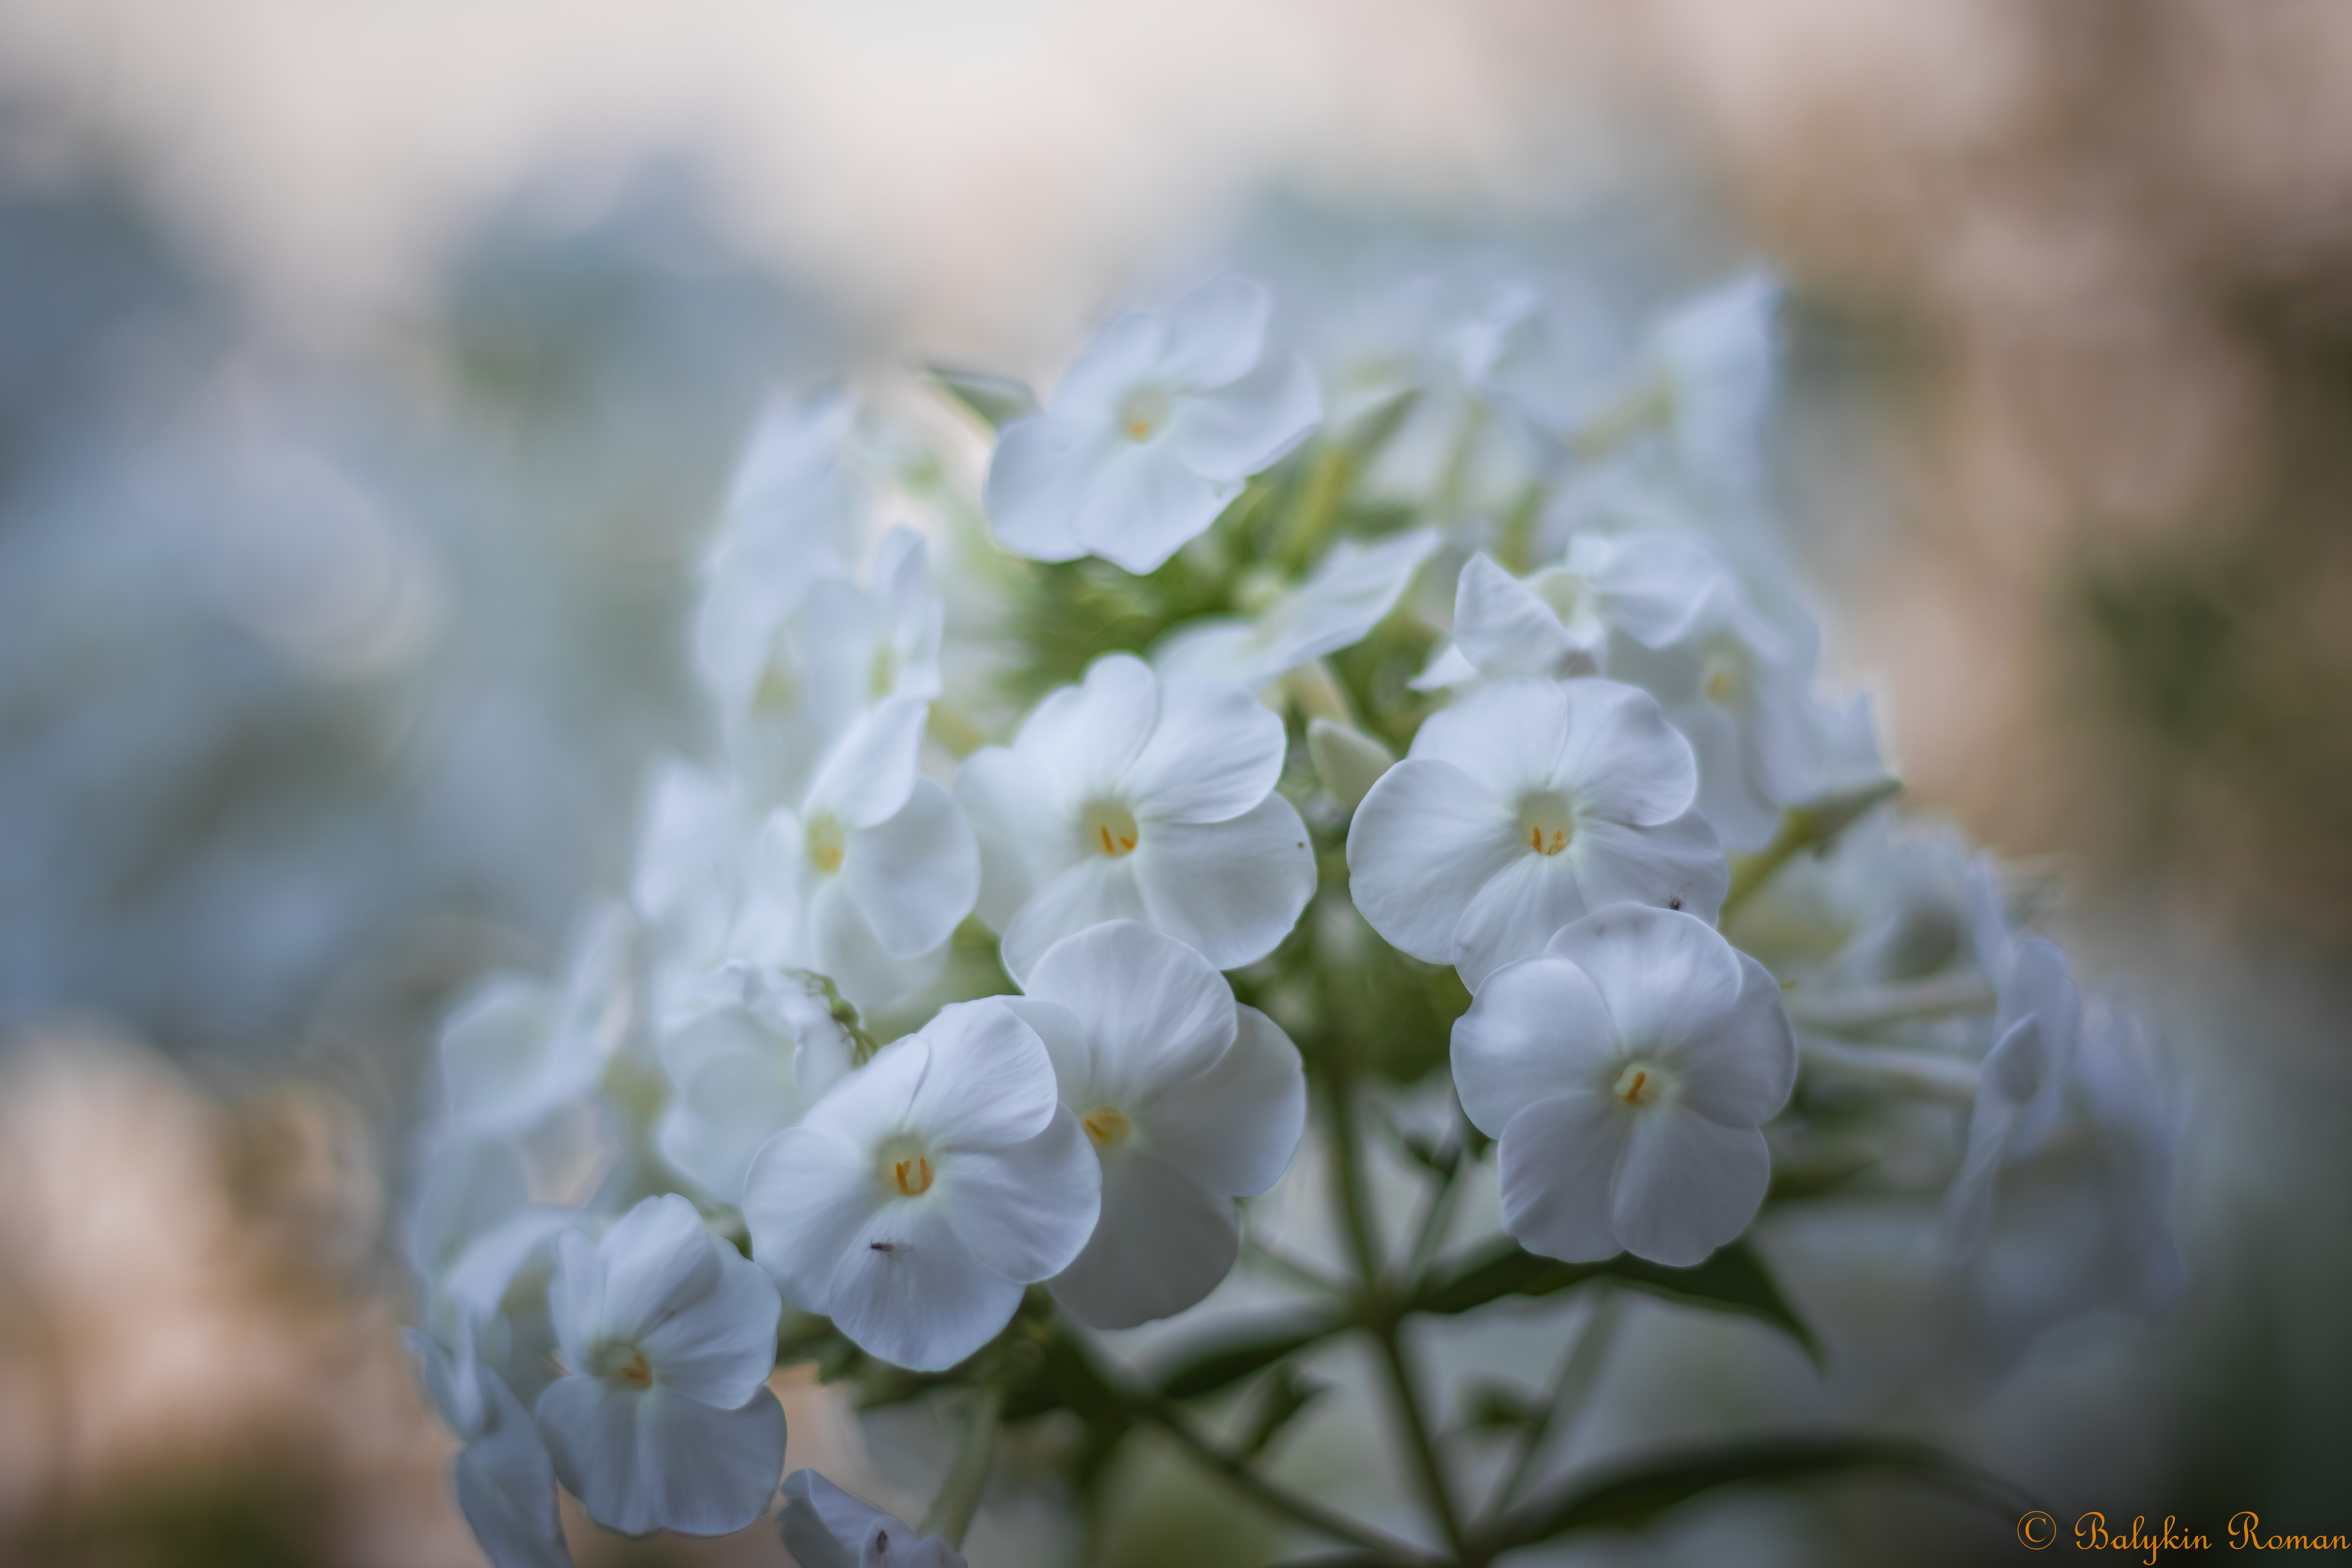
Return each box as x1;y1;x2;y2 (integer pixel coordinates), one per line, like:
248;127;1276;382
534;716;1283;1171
728;695;980;1012
1604;597;1825;853
780;1469;966;1568
654;962;855;1206
1452;904;1796;1265
741;999;1100;1371
1414;537;1728;690
632;753;756;990
1943;932;2083;1255
535;1194;787;1537
1456;280;1637;463
1152;527;1440;691
408;1321;574;1568
1651;273;1779;513
437;900;634;1142
1347;677;1726;988
954;654;1316;985
1005;921;1306;1328
985;276;1322;573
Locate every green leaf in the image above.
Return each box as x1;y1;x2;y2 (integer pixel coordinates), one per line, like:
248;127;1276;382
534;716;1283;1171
1492;1433;2028;1550
925;365;1040;430
1233;1363;1327;1463
1406;1240;1822;1367
1153;1317;1342;1402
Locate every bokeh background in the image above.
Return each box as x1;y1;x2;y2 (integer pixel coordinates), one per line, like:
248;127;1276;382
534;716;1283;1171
4;0;2350;1562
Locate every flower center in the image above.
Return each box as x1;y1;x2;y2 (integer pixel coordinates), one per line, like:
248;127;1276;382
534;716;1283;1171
878;1135;936;1197
806;812;847;875
1080;1106;1132;1149
591;1342;655;1388
1120;386;1171;443
1612;1060;1673;1108
1080;800;1140;858
1701;639;1750;708
1516;791;1576;857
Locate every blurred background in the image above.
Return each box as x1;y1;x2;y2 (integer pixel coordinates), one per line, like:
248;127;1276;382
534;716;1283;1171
3;0;2350;1562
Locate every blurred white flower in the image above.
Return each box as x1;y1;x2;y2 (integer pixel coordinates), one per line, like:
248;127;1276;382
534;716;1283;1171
780;1469;966;1568
1005;921;1305;1328
1652;273;1780;514
1414;536;1729;689
1452;904;1796;1266
654;962;855;1206
1347;677;1726;988
1457;279;1637;463
1152;526;1440;690
985;276;1321;573
437;900;634;1143
741;999;1099;1371
631;753;757;993
728;695;980;1012
535;1194;787;1537
954;654;1314;984
1943;933;2083;1255
408;1321;575;1568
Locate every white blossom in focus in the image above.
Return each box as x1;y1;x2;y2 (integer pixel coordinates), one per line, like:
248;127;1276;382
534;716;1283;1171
741;999;1099;1371
535;1194;787;1537
954;654;1315;984
728;695;980;1012
1414;537;1729;690
438;901;634;1142
1152;526;1440;691
1452;904;1796;1265
780;1470;966;1568
1005;921;1305;1328
655;962;855;1206
408;1322;574;1568
985;276;1321;573
1348;677;1726;988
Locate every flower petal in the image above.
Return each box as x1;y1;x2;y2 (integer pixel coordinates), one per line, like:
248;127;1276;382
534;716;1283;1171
1142;1004;1305;1197
1673;700;1780;853
1346;758;1521;962
1071;441;1240;575
1668;953;1797;1127
1120;678;1286;825
1592;532;1728;648
806;695;927;828
438;975;562;1138
982;414;1103;563
1023;920;1237;1099
939;1105;1100;1282
1452;552;1579;677
953;747;1073;931
1052;309;1170;411
1609;1109;1770;1266
844;778;980;959
1543;904;1744;1057
1132;795;1317;969
1553;680;1696;826
1564;812;1728;924
1013;654;1158;801
1408;678;1571;797
999;854;1149;986
741;1125;886;1312
1496;1091;1630;1263
1450;955;1617;1138
1049;1152;1239;1330
638;1241;781;1408
592;1195;720;1345
1452;851;1593;990
1154;275;1270;391
906;998;1062;1151
1166;351;1321;481
825;1201;1027;1371
812;876;946;1014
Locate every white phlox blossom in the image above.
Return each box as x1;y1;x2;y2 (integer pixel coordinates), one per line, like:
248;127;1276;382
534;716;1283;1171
953;654;1315;985
655;962;855;1206
728;694;980;1011
1151;526;1440;691
1651;273;1779;516
437;900;635;1143
632;752;757;993
1413;536;1729;690
1347;677;1727;988
985;275;1322;573
780;1470;967;1568
1452;903;1797;1266
1724;812;1980;998
408;1321;574;1568
1455;280;1638;465
1943;931;2083;1256
740;999;1100;1371
535;1194;787;1537
1003;920;1306;1329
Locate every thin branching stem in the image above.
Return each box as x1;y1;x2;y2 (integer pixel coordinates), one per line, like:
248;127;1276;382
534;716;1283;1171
1484;1288;1626;1521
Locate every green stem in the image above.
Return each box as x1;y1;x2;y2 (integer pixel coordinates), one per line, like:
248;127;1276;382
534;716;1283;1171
1484;1289;1624;1519
1327;1073;1468;1561
919;1381;1004;1548
1402;1151;1465;1280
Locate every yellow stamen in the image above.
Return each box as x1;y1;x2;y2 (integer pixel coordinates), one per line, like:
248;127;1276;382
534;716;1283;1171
1620;1069;1648;1105
1080;1106;1132;1149
1127;417;1152;440
892;1156;935;1196
617;1352;652;1387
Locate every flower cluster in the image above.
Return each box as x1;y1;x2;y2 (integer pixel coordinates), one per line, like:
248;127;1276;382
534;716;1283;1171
405;260;2183;1567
